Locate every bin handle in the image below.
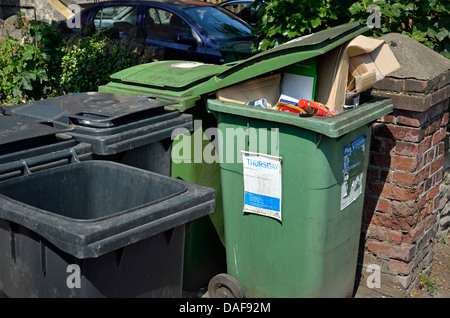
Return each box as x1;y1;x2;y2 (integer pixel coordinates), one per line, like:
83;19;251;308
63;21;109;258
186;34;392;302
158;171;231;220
0;148;80;179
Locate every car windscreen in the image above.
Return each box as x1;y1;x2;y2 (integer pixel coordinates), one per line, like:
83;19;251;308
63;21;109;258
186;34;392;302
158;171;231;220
181;6;255;44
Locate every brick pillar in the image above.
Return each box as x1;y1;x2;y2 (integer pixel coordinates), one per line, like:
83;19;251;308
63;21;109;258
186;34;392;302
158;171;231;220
360;33;450;293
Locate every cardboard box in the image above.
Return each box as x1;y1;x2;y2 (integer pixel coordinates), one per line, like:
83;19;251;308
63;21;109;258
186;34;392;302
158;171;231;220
216;73;281;107
347;35;400;93
315;35;400;112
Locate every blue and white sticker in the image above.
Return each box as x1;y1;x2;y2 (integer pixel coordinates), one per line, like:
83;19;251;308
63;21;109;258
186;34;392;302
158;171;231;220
341;135;366;210
242;151;282;221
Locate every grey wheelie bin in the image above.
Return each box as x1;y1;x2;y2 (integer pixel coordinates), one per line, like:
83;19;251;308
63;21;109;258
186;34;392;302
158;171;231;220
4;92;220;291
4;92;192;176
0;115;215;298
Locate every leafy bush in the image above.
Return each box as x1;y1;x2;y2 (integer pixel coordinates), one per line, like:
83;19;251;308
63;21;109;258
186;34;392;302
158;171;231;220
0;17;143;105
0;15;63;105
252;0;354;51
349;0;450;58
59;31;139;94
252;0;449;58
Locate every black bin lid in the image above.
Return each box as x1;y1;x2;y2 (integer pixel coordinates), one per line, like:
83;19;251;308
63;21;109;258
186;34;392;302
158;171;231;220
8;92;177;130
6;92;193;155
0;116;69;147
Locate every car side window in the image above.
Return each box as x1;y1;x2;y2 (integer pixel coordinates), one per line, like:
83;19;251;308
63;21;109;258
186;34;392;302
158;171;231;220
145;8;190;42
93;6;138;29
222;2;257;24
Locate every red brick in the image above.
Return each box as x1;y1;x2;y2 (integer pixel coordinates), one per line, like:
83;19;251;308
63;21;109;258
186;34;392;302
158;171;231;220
368;225;389;241
389;125;425;142
389;258;415;275
430;154;444;175
423;215;437;233
425;118;442;136
376;199;390;213
389;231;403;245
391;155;420;172
431;168;443;187
381;183;424;201
396;110;427;127
438;140;446;156
389;200;418;217
403;222;425;244
426;183;441;201
366;241;415;262
394;137;431;157
391;168;429;187
379;114;396;124
432;127;447;145
401;214;422;231
441;112;449;126
424;149;434;165
370;212;399;230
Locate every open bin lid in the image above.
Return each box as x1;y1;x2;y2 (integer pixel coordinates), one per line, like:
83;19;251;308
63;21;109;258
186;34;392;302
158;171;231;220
6;92;194;155
100;21;369;110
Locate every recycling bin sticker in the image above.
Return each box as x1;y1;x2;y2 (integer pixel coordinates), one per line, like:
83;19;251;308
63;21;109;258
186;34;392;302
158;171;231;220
341;134;366;210
242;151;282;221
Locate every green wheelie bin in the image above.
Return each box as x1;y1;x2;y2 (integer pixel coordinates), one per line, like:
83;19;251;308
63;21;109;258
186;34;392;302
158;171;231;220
98;63;230;291
98;21;378;293
199;27;395;297
206;97;392;298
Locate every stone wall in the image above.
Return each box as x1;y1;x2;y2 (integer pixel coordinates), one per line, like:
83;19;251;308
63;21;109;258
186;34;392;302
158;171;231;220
0;0;66;22
359;33;450;294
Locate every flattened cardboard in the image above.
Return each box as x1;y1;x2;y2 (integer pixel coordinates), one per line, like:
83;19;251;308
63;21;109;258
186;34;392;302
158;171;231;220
315;35;400;113
216;73;281;107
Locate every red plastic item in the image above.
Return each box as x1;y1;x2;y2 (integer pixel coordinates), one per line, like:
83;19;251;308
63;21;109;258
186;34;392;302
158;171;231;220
297;99;339;117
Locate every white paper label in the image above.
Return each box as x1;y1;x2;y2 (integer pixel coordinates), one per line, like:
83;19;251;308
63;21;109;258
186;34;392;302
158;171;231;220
242;151;282;221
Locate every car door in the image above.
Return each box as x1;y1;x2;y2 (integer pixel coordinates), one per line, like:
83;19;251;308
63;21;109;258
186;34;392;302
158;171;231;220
142;5;208;63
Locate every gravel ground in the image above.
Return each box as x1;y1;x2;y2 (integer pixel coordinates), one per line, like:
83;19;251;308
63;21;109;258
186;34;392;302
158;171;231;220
407;234;450;298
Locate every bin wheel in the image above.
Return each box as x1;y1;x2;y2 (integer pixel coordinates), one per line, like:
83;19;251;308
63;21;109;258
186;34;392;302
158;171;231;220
208;273;245;298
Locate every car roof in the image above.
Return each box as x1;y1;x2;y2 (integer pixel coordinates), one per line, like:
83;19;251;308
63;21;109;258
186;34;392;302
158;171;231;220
219;0;255;4
85;0;216;7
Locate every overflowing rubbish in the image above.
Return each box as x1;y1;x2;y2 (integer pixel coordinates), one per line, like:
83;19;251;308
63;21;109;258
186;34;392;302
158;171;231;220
216;34;400;118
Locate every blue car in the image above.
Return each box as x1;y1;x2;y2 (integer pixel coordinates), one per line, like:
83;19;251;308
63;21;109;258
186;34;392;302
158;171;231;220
75;0;256;64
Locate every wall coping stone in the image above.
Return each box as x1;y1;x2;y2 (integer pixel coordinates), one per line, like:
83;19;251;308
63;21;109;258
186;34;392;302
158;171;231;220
369;33;450;113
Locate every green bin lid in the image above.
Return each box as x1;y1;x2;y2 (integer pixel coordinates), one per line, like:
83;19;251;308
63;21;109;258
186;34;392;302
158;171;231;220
103;21;369;110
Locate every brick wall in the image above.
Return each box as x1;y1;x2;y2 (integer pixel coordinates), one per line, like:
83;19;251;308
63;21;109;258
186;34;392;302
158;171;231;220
439;132;450;234
360;33;450;293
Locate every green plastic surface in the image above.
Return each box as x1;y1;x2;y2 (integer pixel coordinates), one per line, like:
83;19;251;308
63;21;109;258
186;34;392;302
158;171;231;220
206;97;393;297
98;21;378;293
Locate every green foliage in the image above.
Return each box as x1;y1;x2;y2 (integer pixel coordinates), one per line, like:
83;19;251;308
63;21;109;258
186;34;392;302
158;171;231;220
252;0;449;58
349;0;450;58
419;269;437;294
0;17;141;105
0;14;63;105
59;31;138;94
252;0;355;51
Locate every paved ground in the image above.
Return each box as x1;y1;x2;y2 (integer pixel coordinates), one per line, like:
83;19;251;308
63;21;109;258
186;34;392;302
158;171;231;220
185;234;450;299
354;234;450;298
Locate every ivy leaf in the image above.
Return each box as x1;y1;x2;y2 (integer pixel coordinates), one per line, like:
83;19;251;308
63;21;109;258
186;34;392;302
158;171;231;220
310;17;322;28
